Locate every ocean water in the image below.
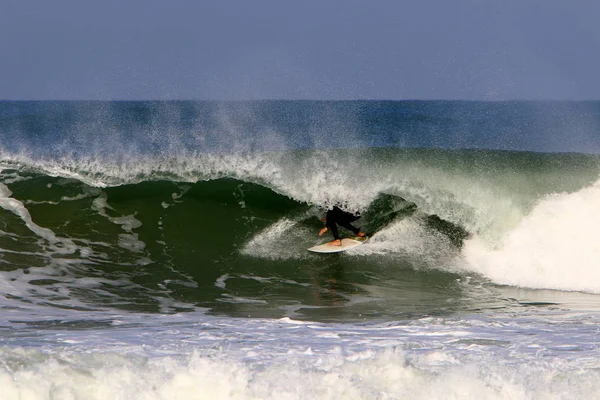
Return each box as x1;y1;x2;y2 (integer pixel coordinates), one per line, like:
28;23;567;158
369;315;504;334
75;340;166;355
1;100;600;399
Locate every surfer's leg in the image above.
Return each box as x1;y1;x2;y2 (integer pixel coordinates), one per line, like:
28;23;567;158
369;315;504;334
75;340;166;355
337;220;360;235
326;218;341;240
336;211;361;235
330;207;364;237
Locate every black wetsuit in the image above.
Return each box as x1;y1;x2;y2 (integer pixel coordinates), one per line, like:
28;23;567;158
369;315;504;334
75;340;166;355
326;206;361;240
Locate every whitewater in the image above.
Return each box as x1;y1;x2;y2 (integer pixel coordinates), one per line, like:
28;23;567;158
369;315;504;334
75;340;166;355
1;100;600;399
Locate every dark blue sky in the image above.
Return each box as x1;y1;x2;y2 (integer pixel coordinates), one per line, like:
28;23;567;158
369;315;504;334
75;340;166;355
1;0;599;100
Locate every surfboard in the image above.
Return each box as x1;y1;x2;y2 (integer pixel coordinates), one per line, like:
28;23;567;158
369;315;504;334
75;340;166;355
308;237;367;253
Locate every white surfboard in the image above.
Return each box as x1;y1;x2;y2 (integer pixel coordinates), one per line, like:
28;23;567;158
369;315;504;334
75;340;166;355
308;238;366;253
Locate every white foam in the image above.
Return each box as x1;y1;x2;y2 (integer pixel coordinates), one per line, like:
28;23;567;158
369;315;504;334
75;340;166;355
218;294;268;304
215;274;229;289
0;170;32;184
118;233;146;252
0;183;77;254
463;179;600;292
0;330;599;400
91;191;147;255
355;217;458;263
241;218;310;260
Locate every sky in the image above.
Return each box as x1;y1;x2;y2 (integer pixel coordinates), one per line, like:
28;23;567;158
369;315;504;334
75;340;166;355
1;0;600;100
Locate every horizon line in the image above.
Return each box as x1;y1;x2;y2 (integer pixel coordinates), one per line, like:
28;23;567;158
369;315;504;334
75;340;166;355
1;98;600;102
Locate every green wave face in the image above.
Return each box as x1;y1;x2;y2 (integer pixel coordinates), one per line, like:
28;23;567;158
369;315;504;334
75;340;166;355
2;145;599;321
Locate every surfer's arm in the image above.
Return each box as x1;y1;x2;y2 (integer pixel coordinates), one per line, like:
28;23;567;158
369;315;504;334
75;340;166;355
319;227;328;236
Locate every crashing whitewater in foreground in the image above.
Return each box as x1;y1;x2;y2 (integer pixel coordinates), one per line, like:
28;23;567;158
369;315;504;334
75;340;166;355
1;101;600;399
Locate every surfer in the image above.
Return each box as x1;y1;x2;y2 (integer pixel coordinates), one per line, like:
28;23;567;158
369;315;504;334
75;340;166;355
319;206;366;246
